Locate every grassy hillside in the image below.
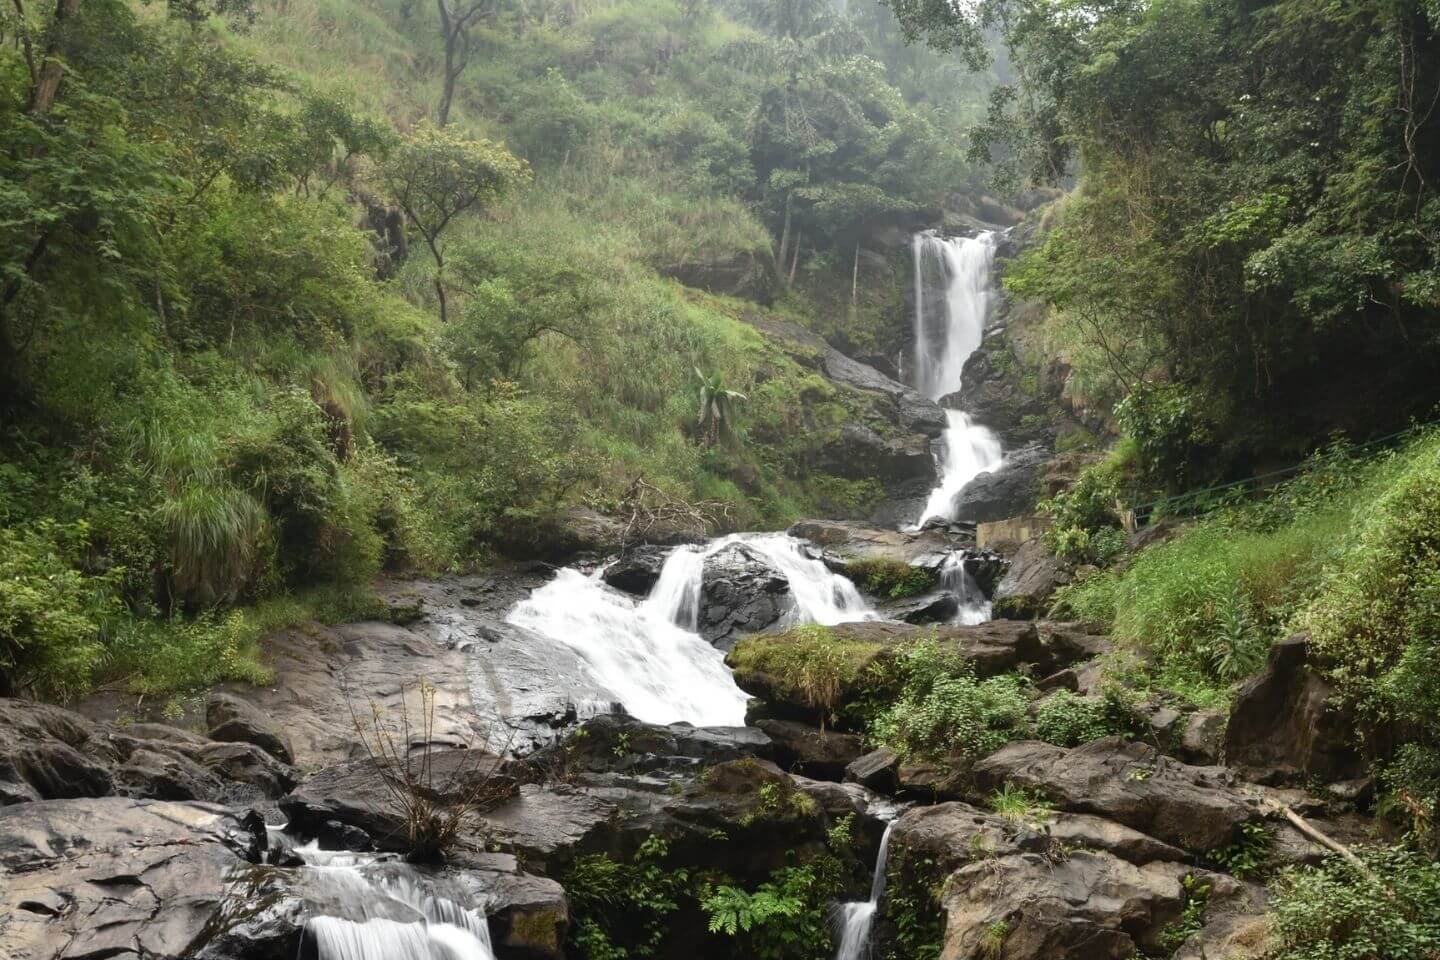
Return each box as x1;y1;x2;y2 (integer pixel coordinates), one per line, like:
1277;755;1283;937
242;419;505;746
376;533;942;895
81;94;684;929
0;0;995;701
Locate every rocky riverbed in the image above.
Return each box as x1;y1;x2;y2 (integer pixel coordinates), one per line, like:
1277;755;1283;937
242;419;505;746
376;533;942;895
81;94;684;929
0;524;1379;960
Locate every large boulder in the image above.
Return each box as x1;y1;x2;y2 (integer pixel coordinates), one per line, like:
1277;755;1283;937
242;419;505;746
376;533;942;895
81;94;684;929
971;738;1264;853
754;719;864;780
280;748;513;853
950;441;1050;523
786;519;958;567
936;851;1185;960
0;798;265;960
1225;634;1366;784
698;542;793;647
0;698;297;806
207;692;295;764
600;545;670;596
992;538;1071;619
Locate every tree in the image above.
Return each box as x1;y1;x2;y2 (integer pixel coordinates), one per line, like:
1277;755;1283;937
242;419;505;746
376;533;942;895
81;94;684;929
377;123;530;323
435;0;492;127
696;368;747;445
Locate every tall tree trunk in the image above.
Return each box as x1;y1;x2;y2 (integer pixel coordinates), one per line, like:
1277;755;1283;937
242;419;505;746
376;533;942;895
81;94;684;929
28;0;81;114
851;241;860;307
775;191;792;279
788;229;802;285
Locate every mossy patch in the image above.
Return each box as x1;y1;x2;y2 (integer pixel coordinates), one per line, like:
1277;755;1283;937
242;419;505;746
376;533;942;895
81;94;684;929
845;558;937;600
726;625;887;720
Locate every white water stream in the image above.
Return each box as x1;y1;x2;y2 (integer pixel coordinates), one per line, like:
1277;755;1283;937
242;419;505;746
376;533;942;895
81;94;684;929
941;551;991;625
910;231;1005;527
506;533;874;727
293;842;496;960
833;821;897;960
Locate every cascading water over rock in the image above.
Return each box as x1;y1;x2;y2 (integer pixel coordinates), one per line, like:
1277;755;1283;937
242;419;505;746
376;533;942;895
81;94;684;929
941;552;991;625
833;820;897;960
910;231;1005;527
506;533;874;727
292;842;496;960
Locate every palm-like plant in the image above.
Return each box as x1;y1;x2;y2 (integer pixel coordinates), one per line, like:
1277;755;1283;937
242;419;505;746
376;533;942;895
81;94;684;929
696;367;747;446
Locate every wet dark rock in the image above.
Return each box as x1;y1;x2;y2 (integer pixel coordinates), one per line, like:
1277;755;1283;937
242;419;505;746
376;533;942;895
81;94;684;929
879;591;960;624
1176;710;1226;765
754;719;864;780
972;738;1264;852
208;692;296;765
845;748;899;793
113;745;226;802
0;798;265;960
962;550;1009;596
280;748;513;853
195;741;299;799
950;441;1051;524
0;698;116;804
698;542;792;648
1225;633;1367;784
600;546;670;595
523;714;772;781
992;538;1071;619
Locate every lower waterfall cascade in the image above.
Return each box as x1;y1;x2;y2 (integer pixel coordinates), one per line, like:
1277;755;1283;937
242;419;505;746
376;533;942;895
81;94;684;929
832;820;897;960
506;533;875;727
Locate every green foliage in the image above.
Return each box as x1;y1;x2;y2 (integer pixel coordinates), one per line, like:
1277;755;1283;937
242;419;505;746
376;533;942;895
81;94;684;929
1210;822;1275;880
1039;442;1137;566
566;837;691;960
988;783;1052;827
1269;848;1440;960
845;558;937;600
701;862;844;960
1159;874;1212;954
1032;689;1134;748
869;640;1030;761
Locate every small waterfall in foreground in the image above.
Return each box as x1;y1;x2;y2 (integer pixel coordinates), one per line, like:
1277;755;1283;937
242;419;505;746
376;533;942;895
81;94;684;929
910;232;1005;527
833;821;897;960
506;533;874;727
941;552;991;625
294;842;495;960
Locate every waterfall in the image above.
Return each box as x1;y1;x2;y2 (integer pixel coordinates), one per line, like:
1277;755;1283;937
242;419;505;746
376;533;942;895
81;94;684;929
941;552;991;625
506;533;874;727
293;842;496;960
910;232;1005;527
507;567;749;727
833;821;897;960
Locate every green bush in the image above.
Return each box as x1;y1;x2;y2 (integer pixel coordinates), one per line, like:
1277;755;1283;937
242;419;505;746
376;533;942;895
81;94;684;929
727;625;885;725
1040;441;1137;566
566;837;691;960
869;641;1030;761
1269;847;1440;960
1032;689;1135;748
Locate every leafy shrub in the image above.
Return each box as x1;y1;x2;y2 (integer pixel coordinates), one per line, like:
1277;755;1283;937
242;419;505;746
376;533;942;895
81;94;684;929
869;641;1030;761
701;861;845;960
1269;847;1440;960
566;837;692;960
1033;689;1135;747
0;523;118;700
988;783;1053;826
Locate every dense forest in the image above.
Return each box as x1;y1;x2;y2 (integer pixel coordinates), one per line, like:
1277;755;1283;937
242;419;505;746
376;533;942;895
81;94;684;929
2;0;1440;958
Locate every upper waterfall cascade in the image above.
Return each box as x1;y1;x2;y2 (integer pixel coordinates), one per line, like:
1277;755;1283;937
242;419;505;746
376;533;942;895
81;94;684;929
909;231;1005;527
506;533;874;727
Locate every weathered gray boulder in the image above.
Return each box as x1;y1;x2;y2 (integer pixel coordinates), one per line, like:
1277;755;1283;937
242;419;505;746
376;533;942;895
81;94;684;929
755;719;864;780
0;798;264;960
845;748;899;793
1225;634;1365;784
992;538;1071;619
971;738;1263;853
951;441;1050;524
599;545;670;595
0;698;116;804
936;851;1186;960
880;591;960;624
699;542;792;647
208;692;296;764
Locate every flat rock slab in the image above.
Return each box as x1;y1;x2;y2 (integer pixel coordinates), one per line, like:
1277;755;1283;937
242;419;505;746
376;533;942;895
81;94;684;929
0;798;264;960
972;737;1263;853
